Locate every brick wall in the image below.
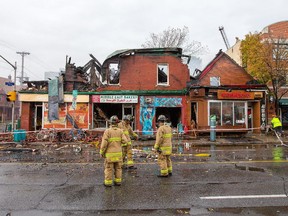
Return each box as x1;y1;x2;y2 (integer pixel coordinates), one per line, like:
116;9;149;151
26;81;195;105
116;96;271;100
261;20;288;39
199;54;252;86
98;55;190;91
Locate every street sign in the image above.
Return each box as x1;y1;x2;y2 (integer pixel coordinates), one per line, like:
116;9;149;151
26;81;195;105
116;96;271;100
5;82;14;86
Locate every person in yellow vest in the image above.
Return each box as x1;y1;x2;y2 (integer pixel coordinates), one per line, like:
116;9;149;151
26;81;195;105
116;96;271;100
154;115;173;177
118;115;138;169
271;114;283;136
100;115;128;187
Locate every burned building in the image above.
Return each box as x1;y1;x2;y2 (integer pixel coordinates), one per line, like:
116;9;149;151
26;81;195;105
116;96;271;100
92;48;191;136
19;48;192;136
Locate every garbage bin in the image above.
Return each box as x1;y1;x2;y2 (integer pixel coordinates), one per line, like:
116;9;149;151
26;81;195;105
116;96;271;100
14;129;26;143
210;115;216;142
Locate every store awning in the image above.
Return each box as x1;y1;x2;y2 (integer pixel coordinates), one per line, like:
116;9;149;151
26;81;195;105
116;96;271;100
279;99;288;106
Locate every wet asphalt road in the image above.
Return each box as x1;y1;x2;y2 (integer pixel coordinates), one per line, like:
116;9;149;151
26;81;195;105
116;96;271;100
0;146;288;216
0;143;288;215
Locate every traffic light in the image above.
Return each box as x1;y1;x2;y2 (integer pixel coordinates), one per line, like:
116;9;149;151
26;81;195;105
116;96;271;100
6;91;17;102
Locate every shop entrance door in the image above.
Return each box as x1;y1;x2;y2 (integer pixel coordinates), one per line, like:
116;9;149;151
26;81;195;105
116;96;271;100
248;107;253;132
122;105;135;129
35;104;43;131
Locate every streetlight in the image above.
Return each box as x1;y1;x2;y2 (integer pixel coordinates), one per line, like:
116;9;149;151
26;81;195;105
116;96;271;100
0;55;17;131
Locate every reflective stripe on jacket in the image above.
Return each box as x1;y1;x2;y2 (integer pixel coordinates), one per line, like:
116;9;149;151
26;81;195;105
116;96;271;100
100;125;128;162
154;124;172;155
118;121;138;145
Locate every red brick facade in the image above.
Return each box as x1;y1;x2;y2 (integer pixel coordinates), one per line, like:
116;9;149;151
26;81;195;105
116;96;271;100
189;51;267;134
261;20;288;39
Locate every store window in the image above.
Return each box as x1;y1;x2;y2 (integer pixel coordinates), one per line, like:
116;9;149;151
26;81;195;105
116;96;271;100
234;102;245;125
209;101;247;126
222;102;233;125
210;102;221;125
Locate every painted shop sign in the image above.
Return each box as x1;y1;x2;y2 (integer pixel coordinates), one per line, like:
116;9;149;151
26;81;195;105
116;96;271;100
19;94;89;102
218;90;255;100
92;95;138;103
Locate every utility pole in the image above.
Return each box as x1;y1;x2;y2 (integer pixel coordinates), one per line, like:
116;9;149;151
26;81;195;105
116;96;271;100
16;51;30;89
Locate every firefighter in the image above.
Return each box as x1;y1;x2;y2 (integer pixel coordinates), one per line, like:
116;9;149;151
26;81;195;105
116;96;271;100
154;115;173;177
118;114;138;169
100;115;128;187
271;114;283;136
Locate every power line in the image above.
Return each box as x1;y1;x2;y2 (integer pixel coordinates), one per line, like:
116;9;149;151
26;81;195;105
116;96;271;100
23;66;43;80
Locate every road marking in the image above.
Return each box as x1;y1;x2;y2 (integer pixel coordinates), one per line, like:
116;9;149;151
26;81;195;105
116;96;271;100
200;194;287;200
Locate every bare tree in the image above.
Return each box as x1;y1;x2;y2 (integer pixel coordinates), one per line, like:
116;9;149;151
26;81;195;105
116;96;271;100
141;26;207;56
264;37;288;114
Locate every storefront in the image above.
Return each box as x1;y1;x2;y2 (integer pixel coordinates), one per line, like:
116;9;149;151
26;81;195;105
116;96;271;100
91;94;187;136
19;93;90;131
279;99;288;128
91;95;138;129
192;89;266;134
139;96;186;136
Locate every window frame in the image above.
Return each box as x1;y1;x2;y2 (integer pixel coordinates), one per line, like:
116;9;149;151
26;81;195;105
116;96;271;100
208;100;247;127
210;76;221;86
157;63;169;86
108;62;120;85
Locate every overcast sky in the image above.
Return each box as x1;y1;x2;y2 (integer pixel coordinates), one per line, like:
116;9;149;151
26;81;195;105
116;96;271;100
0;0;287;82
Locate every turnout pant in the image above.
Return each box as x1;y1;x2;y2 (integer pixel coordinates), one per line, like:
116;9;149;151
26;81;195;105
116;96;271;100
104;160;123;186
122;145;134;167
157;154;172;176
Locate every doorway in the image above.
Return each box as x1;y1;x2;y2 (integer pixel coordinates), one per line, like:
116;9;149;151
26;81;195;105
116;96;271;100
35;104;43;130
156;107;181;128
122;104;135;129
248;106;253;132
191;102;197;124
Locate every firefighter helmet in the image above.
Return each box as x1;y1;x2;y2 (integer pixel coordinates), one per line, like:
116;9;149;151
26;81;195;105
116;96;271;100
157;115;167;122
110;115;119;124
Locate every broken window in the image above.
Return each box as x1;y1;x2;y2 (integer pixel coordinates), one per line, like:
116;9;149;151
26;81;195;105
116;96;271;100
157;64;169;85
93;103;122;128
109;63;120;85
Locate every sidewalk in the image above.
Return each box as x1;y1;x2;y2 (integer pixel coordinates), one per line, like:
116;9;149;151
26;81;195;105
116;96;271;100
134;133;285;147
0;133;285;147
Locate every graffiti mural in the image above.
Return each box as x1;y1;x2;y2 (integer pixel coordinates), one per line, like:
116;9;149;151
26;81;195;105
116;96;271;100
140;106;155;135
139;96;182;135
154;97;182;107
